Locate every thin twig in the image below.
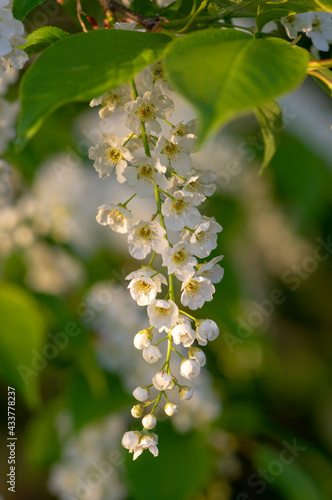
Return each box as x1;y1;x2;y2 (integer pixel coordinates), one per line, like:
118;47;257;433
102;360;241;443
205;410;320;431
77;0;88;32
97;0;160;31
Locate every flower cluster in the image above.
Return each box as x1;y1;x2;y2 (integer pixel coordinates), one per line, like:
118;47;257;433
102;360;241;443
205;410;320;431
0;0;28;79
281;11;332;52
89;58;223;459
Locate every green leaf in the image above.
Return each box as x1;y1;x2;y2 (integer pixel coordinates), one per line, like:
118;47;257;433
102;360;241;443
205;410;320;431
20;26;70;57
254;100;283;174
256;0;321;31
17;30;171;147
13;0;47;20
164;29;309;145
0;283;46;407
315;0;332;10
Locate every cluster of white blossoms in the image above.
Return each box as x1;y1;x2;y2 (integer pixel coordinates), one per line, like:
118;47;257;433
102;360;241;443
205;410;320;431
281;11;332;52
89;58;223;460
0;0;28;78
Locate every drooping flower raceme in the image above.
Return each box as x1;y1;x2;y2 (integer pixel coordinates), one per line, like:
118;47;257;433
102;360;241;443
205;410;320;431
88;56;223;459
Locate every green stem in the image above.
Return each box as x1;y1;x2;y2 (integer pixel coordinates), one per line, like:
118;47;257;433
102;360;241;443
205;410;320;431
171;172;186;182
120;193;136;208
152;182;174;200
308;58;332;70
165;331;173;374
155;336;169;346
151;266;168;278
168;274;175;302
154;184;167;232
162;118;176;128
171;346;185;359
122;133;134;147
141;123;151;157
179;309;197;322
178;0;211;33
130;79;138;99
150;391;164;415
144;398;157;407
148;251;156;266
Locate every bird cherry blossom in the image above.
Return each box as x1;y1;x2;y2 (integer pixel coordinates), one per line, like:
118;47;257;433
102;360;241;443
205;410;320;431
88;58;223;459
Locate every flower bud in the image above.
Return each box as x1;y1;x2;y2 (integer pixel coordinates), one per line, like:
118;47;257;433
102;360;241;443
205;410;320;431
178;385;194;401
133;329;153;350
165;402;178;416
131;404;145;418
142;413;157;430
152;370;174;390
132;386;149;402
188;346;206;367
180;358;200;379
122;430;141;450
143;345;162;364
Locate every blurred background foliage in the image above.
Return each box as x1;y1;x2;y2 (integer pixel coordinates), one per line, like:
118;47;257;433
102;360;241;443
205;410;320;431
1;3;332;500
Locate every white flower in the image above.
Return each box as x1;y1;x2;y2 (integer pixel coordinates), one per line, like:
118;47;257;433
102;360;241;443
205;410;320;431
178;385;194;400
133;329;153;350
306;12;332;51
128;220;168;260
122;431;159;460
152;370;174;390
181;276;215;310
133;386;149;402
180;359;201;379
189;347;206;367
141;61;169;92
186;217;222;258
161;190;204;231
128;276;159;306
281;13;313;39
182;170;216;197
156;135;192;175
196;319;219;346
169;119;198;147
142;413;157;429
131;404;144;418
122;430;141;451
123;156;169;198
88;134;133;180
281;12;332;51
124;90;174;135
162;241;197;280
135;433;159;460
164;402;178;416
89;83;132;118
171;322;195;347
126;268;167;306
0;4;28;75
196;255;224;283
147;299;178;331
143;345;162;364
96;204;133;233
126;269;167;306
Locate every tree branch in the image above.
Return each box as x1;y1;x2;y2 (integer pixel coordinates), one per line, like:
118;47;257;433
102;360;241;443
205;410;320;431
97;0;160;31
